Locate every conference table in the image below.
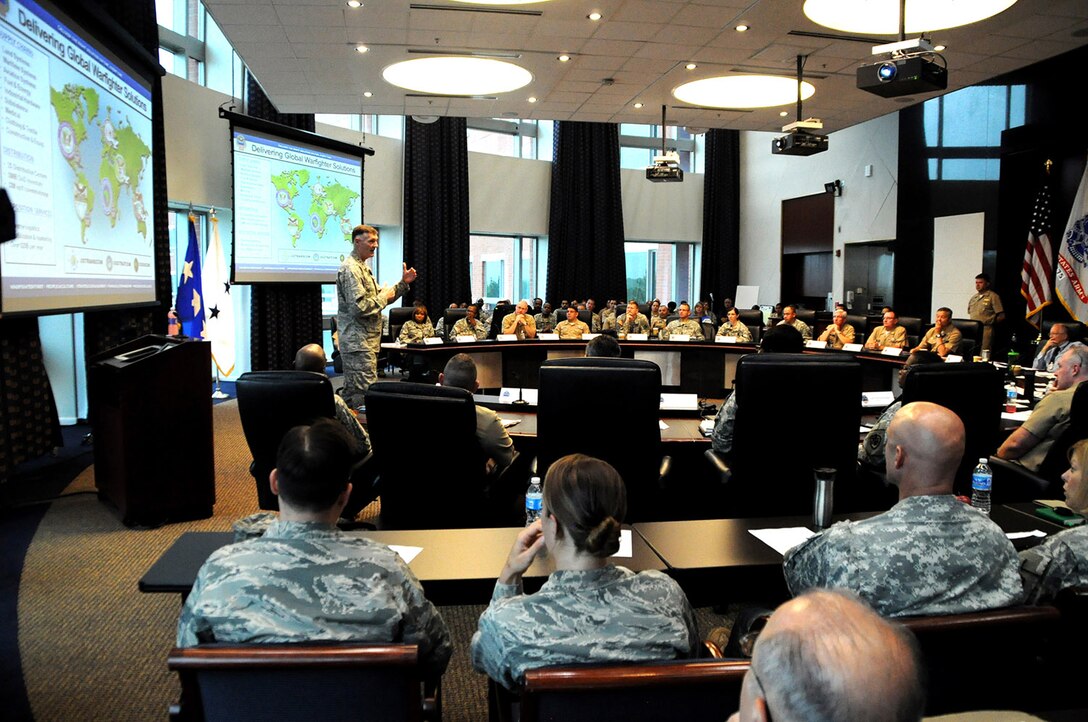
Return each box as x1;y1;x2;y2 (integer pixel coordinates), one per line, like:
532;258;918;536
139;503;1070;608
383;337;907;397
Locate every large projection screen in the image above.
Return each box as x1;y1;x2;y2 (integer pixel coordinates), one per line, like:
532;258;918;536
0;0;157;315
227;115;369;284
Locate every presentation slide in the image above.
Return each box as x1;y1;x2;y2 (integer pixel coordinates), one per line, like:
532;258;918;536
231;125;363;283
0;0;156;315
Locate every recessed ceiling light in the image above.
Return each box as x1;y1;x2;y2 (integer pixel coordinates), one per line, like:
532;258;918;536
780;111;789;116
934;44;946;51
803;0;1018;34
588;12;602;21
363;91;373;98
528;96;537;103
346;0;362;7
685;63;697;70
383;57;533;95
355;45;369;54
557;54;571;62
735;24;749;32
633;102;643;108
673;75;815;109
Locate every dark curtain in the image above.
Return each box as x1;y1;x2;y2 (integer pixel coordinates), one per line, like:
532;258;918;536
699;130;741;316
546;122;627;303
0;318;63;479
402;116;471;309
245;72;324;370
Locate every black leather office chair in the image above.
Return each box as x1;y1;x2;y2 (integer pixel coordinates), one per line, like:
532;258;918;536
442;307;469;340
365;381;512;528
536;358;668;521
575;309;592;328
705;354;863;517
794;308;817;328
488;304;515;340
168;643;438;722
236;371;337;510
388;306;417;342
736;309;764;343
236;371;377;515
990;381;1088;502
900;362;1004;496
638;303;652;318
950;318;982;357
701;321;716;341
898;316;923;347
845;314;867;345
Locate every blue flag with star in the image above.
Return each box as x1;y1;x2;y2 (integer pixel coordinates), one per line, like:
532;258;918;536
176;214;205;338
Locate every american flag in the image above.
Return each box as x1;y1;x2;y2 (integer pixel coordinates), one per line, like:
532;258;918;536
1021;182;1054;323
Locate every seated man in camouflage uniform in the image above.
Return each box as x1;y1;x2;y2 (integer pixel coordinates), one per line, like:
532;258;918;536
534;303;556;333
616;300;650;336
785;401;1024;617
176;419;453;676
661;302;704;340
451;303;488;340
775;305;812;342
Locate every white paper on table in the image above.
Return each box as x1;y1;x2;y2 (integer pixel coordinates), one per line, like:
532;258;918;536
390;545;423;563
610;529;633;558
1006;530;1047;540
658;420;669;430
749;527;817;556
1001;410;1032;422
945;354;963;363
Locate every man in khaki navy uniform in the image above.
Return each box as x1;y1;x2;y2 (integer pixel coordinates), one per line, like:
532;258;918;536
776;305;812;342
865;310;908;351
555;306;590;339
501;300;537;340
817;308;856;349
911;307;962;358
969;272;1004;352
662;302;704;340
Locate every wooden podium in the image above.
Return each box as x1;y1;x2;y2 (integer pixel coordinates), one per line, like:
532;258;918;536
89;335;215;527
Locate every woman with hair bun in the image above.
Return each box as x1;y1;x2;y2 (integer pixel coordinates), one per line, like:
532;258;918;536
470;454;698;690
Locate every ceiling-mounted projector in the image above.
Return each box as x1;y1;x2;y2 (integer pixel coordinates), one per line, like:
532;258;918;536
771;119;827;157
646;150;683;182
857;37;947;97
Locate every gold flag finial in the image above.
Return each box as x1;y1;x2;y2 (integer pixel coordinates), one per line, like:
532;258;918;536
1045;159;1053;174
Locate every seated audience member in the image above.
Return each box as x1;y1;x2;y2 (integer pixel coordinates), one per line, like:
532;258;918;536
600;299;618;330
470;454;698;690
501;300;537;340
817;307;856;349
534;303;556;333
662;302;704;340
996;345;1088;472
440;353;516;478
697;300;717;325
865;309;908;351
711;325;804;455
398;304;435;343
451;303;488;340
1033;323;1082;372
433;302;459;339
776;305;812;341
650;305;669;337
716;307;753;343
910;306;961;358
532;297;543;313
555;305;590;339
616;300;651;336
586;333;621;358
728;589;925;722
294;344;371;458
858;351;943;474
785;402;1024;617
650;299;661;320
176;419;453;675
1020;439;1088;602
585;298;602;331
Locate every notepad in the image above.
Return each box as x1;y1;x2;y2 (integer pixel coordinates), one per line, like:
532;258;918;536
749;527;816;556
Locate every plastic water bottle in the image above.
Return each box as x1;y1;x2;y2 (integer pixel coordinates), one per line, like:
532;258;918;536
1005;385;1017;413
971;458;992;516
525;476;543;525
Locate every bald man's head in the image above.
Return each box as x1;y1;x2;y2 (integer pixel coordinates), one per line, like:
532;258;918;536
732;590;924;722
293;343;327;374
885;401;965;497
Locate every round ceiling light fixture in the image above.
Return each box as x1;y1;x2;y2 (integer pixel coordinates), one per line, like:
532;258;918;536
383;57;533;95
673;75;814;109
802;0;1018;34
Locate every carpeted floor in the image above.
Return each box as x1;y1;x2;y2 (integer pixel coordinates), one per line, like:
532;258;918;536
11;397;738;721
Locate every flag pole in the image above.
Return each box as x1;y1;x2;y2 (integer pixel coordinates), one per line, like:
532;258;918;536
211;367;229;399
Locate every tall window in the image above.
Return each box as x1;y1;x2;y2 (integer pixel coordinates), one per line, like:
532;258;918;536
469;234;540;304
467;119;539;159
619;124;697;173
923;84;1026;181
624;242;697;304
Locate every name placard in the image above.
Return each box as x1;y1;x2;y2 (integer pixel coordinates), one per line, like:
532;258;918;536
455;335;477;343
881;346;904;357
627;333;649;341
423;337;443;345
842;343;863;353
497;334;518;341
805;340;828;349
716;335;737;344
669;334;691;342
538;333;560;341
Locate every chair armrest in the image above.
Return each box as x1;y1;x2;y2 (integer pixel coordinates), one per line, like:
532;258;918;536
988;455;1052;503
704;449;732;485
